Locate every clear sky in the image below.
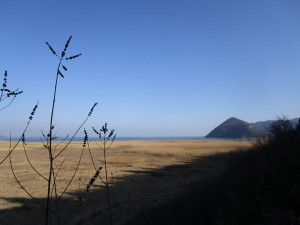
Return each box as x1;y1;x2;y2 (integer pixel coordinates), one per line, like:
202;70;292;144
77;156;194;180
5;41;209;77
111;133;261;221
0;0;299;137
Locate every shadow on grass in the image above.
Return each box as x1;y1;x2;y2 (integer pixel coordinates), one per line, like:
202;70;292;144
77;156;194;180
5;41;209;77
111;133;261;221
126;139;300;225
0;150;233;225
1;138;300;225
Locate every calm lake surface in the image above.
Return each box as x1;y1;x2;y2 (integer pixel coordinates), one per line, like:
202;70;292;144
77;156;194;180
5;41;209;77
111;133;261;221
0;136;250;142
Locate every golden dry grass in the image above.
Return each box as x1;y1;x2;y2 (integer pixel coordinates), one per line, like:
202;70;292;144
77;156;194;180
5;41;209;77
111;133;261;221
0;139;250;225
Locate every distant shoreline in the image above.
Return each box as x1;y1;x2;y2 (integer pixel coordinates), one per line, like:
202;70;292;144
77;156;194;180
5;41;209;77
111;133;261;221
0;136;252;142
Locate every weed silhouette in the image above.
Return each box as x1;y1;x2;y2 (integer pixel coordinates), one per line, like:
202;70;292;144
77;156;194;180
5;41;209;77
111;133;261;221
0;70;23;111
4;36;97;225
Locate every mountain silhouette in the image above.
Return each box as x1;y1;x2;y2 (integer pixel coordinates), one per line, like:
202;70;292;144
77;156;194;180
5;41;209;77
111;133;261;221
251;118;299;130
205;117;263;138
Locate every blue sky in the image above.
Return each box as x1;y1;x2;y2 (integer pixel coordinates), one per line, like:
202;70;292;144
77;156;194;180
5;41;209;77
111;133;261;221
0;0;300;137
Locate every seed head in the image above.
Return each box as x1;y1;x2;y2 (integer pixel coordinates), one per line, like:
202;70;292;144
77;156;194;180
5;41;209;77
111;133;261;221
88;102;98;116
101;123;108;134
108;129;114;138
58;70;64;78
64;36;72;52
62;65;68;71
29;103;38;120
83;129;88;147
45;42;57;56
66;53;82;60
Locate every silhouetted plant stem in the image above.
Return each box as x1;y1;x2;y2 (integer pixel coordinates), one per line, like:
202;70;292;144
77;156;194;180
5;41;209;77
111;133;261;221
87;124;116;225
104;139;113;225
0;70;23;111
22;135;47;180
6;36;98;225
44;36;82;225
86;138;105;185
0;102;38;165
8;133;45;209
57;144;85;201
45;57;62;225
53;104;97;160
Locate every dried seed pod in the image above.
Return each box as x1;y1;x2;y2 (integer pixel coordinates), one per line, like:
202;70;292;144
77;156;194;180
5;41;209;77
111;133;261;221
92;127;100;135
83;129;88;147
66;53;82;60
86;167;102;192
2;71;8;88
62;65;68;71
88;102;98;116
29;103;38;120
64;36;72;52
101;123;108;134
58;70;64;78
45;42;57;56
108;129;114;138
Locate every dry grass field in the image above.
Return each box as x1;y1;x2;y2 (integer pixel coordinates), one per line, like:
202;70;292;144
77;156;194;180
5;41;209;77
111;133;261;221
0;139;250;225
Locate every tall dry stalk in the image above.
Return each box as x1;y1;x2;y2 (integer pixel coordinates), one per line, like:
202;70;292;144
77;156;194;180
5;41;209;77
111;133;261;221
6;36;98;225
44;36;98;225
86;123;116;225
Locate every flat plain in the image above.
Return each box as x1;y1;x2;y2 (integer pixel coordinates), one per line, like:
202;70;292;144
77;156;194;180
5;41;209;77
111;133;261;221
0;139;250;225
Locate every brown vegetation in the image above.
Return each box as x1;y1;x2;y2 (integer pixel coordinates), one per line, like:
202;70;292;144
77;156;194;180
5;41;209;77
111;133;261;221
126;118;300;225
0;139;250;225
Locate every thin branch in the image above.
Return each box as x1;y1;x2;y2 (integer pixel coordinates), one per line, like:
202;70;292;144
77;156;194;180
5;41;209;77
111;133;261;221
87;140;105;185
50;164;61;225
8;137;45;209
105;137;117;152
103;134;112;225
50;150;71;223
0;96;16;111
46;58;62;225
0;102;39;165
53;134;70;152
53;106;97;159
87;141;97;171
50;150;71;206
22;139;48;181
57;144;85;202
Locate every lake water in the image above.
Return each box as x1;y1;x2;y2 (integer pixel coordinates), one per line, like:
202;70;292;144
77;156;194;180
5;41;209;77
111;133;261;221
0;136;250;142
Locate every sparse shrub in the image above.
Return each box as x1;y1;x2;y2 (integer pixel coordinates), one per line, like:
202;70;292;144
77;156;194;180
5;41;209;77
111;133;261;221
269;116;293;137
267;116;300;149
